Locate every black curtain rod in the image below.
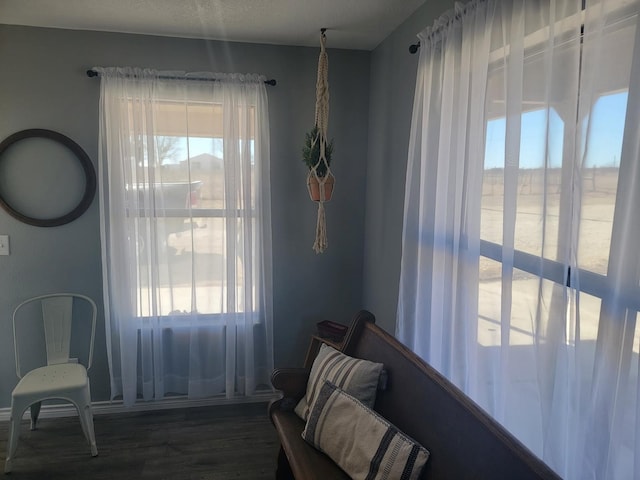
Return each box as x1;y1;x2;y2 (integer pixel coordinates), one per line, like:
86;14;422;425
409;0;487;54
86;69;276;86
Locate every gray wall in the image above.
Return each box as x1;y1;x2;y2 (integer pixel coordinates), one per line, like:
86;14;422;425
0;25;370;407
363;1;454;334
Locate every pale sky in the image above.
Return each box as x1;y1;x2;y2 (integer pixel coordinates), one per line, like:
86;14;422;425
484;91;627;170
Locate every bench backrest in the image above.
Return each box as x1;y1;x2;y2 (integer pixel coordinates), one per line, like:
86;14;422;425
341;311;559;480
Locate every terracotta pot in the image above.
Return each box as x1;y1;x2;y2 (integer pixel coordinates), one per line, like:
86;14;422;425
307;173;335;202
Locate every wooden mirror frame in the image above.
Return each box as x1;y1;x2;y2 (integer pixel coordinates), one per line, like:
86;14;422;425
0;129;96;227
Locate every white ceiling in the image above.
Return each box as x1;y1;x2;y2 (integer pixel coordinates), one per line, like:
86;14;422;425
0;0;427;50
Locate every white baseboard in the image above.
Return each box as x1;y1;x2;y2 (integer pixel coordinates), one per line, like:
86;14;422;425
0;392;281;422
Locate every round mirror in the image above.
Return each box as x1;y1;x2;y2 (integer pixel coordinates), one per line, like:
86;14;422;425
0;129;96;227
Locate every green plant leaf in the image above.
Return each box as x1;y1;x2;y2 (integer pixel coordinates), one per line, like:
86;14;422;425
302;126;334;177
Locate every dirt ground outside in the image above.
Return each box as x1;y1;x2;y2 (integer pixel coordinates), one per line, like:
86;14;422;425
477;167;635;350
480;167;618;279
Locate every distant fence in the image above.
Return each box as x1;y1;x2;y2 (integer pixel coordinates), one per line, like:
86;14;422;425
482;167;618;196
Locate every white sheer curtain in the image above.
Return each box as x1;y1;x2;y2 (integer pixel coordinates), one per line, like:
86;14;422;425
399;0;640;478
96;67;273;407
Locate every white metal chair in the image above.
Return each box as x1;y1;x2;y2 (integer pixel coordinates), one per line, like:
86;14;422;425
4;293;98;473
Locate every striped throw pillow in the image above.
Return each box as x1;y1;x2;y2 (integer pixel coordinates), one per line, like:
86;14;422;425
295;343;383;421
302;380;430;480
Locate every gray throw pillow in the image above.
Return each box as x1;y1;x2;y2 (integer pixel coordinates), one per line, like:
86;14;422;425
294;343;383;420
302;380;430;480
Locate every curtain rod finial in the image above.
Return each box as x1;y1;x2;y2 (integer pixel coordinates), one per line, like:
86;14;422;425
86;69;98;77
409;42;421;54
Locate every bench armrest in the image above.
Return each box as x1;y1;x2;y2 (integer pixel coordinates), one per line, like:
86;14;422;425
271;367;310;398
269;367;310;420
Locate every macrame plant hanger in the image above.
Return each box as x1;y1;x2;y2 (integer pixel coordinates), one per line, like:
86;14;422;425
308;28;333;254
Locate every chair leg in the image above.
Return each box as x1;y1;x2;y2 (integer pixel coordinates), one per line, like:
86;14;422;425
4;406;21;474
75;386;97;457
80;404;98;457
30;402;42;431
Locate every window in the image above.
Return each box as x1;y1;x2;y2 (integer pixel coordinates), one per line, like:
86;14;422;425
106;85;266;320
127;100;259;318
400;1;640;476
97;69;273;405
476;9;639;463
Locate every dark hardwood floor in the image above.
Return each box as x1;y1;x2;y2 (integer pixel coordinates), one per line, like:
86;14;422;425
0;402;280;479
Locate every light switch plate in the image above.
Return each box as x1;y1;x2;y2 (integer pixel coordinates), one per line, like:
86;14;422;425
0;235;9;255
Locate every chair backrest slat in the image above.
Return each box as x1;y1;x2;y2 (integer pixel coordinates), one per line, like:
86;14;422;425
12;293;97;379
41;296;73;365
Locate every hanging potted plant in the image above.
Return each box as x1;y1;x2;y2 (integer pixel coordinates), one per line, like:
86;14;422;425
303;126;335;202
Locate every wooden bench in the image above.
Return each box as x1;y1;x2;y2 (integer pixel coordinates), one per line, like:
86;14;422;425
268;310;560;479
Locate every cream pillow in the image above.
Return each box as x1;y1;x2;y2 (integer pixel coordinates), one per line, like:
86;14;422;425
294;343;383;420
302;380;430;480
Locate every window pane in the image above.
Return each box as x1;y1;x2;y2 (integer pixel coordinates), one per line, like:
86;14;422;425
478;260;546;348
478;256;502;346
578;92;626;275
617;311;640;476
481;147;505;246
125;97;259;318
188;137;225;209
479;264;555;348
135;214;252;316
151;135;225;210
481;109;564;258
577;292;601;345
